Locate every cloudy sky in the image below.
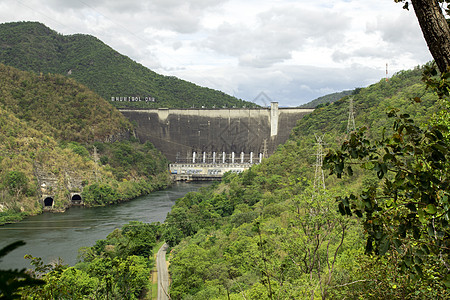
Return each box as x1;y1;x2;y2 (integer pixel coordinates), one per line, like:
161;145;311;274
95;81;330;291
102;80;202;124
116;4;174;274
1;0;433;106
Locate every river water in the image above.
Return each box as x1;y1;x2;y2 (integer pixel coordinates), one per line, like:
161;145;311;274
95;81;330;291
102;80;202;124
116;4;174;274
0;182;209;270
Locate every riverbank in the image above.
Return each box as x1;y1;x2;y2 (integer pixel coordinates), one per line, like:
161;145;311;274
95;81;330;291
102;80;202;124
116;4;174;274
0;182;210;270
0;210;31;225
0;174;172;226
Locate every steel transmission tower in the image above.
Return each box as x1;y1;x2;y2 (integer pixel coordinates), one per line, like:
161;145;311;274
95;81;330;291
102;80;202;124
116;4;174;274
347;97;356;134
313;134;326;191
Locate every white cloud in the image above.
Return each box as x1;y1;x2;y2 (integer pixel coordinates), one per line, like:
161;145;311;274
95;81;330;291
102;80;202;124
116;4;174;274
202;4;350;68
1;0;434;106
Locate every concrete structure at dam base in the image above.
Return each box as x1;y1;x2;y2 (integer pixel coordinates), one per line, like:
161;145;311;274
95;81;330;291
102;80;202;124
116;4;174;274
120;103;313;181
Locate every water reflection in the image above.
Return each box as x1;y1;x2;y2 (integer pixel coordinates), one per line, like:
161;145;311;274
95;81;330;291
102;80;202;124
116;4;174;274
0;182;209;269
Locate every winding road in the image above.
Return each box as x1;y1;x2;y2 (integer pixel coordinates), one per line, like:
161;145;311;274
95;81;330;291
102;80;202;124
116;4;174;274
157;243;170;300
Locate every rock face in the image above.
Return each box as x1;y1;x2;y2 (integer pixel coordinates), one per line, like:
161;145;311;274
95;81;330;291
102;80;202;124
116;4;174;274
120;104;314;162
34;165;84;209
102;130;132;143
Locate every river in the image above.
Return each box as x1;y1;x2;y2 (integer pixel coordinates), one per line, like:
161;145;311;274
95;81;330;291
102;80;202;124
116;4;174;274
0;182;209;270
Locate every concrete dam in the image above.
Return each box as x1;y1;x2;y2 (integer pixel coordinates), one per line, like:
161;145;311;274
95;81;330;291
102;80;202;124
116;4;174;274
120;103;313;180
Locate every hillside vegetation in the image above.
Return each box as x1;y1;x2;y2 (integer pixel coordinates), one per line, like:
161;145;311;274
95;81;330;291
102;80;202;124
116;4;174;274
4;61;448;298
0;64;130;142
292;66;438;142
20;221;161;299
18;65;447;299
157;65;447;299
299;89;353;108
0;21;253;109
0;64;170;225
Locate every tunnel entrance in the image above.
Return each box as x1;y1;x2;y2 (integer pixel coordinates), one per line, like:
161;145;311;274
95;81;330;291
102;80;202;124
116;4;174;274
43;197;54;207
71;194;82;204
70;193;82;205
71;194;82;201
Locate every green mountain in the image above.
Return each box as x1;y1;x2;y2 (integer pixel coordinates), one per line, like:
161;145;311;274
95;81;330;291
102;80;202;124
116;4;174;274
0;21;253;109
0;64;170;224
159;65;447;298
7;62;448;298
0;63;130;142
300;90;354;108
292;66;437;140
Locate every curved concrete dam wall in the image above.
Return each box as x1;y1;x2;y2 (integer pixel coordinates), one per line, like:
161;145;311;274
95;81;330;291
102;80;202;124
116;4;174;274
119;103;314;162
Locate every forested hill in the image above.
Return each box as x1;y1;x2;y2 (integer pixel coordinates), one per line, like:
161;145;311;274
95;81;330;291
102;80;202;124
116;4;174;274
291;66;438;142
158;64;448;299
0;63;130;142
0;64;171;224
0;21;252;109
300;89;353;108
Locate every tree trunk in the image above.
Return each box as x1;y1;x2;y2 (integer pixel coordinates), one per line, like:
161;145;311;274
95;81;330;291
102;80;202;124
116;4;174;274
411;0;450;72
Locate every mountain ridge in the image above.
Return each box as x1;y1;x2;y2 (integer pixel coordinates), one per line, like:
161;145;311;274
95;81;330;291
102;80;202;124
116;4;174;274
0;21;253;109
161;64;446;298
0;63;170;224
300;90;354;108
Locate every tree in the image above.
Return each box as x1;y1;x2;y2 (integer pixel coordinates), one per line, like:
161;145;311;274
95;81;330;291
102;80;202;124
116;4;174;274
320;0;450;289
3;171;28;198
169;244;210;299
396;0;450;73
120;221;158;258
0;241;44;299
323;109;450;288
277;186;357;299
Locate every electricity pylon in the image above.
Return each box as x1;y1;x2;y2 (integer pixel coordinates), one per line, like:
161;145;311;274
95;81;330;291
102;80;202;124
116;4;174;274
347;97;356;134
313;134;326;191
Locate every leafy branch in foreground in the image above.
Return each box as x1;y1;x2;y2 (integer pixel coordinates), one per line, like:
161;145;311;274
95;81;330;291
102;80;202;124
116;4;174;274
324;108;450;287
0;241;44;299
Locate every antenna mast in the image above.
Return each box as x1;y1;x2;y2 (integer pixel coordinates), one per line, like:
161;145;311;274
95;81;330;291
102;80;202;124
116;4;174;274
386;63;389;82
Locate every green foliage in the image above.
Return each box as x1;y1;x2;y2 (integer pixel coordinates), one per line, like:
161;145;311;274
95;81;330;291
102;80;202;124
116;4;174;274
3;171;29;197
331;253;448;299
0;105;97;220
292;65;438;144
300;90;353;108
96;140;168;180
0;241;44;299
0;21;255;109
65;142;89;158
82;183;119;206
0;63;131;143
162;141;365;298
169;244;210;298
0;64;170;220
164;65;449;299
22;221;159;299
166;178;363;299
120;221;160;258
324;105;449;290
0;212;27;224
0;105;167;220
